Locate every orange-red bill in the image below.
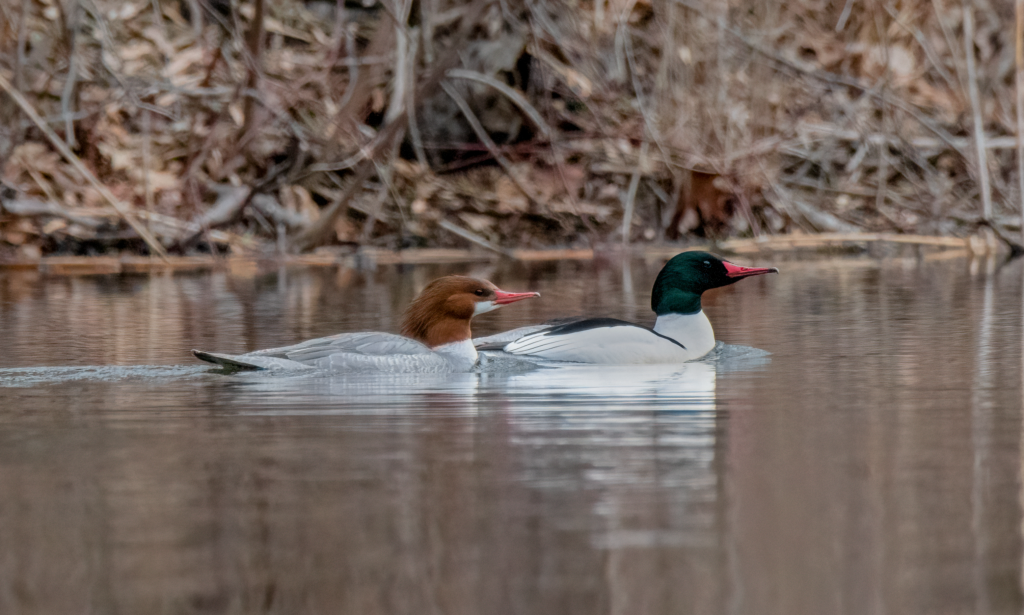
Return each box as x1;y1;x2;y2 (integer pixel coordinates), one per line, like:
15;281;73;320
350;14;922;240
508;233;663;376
723;261;780;279
494;289;541;305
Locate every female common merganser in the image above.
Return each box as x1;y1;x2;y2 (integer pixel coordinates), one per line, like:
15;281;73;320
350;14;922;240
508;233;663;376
475;251;777;364
192;275;539;373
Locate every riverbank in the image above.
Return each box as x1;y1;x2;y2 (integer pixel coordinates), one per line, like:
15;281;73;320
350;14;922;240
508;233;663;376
0;232;998;276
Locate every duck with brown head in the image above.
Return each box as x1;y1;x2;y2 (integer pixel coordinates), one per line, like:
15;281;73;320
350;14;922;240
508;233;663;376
193;275;539;373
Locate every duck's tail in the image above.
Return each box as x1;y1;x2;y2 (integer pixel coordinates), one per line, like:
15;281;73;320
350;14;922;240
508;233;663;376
191;349;265;371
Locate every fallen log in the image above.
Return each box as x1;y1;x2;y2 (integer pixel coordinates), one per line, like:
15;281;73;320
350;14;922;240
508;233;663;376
0;197;107;229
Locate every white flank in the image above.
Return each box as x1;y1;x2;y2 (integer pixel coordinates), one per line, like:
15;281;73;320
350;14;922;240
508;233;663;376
500;311;717;365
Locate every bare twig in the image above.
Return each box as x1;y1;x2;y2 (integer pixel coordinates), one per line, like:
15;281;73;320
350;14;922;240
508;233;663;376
964;3;993;221
835;0;854;31
302;143;377;176
241;0;265;136
718;233;970;252
438;219;514;257
884;3;958;93
441;81;539;203
325;0;346;66
931;0;968;91
291;161;379;251
251;194;312;230
27;168;59;204
185;0;202;40
384;1;410;126
420;0;434;63
142;110;154;234
655;0;676;105
796;124;1021;150
60;0;80;148
405;31;429;169
0;196;104;228
977;219;1024;255
276;221;287;255
149;0;169;44
1017;0;1024;244
194;184;252;229
16;0;30;91
621;139;650;244
446;69;554;139
133;209;246;247
361;154;400;241
336;21;359;112
0;73;169;258
714;5;728;151
611;1;631;83
874;10;891;215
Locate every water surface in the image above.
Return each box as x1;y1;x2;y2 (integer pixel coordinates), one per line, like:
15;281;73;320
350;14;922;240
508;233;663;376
0;253;1021;615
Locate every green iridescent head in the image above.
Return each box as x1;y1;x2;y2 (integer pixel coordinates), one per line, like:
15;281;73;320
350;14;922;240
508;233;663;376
651;251;778;315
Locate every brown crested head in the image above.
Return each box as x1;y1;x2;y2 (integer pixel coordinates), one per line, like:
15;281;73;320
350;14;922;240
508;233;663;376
400;275;539;348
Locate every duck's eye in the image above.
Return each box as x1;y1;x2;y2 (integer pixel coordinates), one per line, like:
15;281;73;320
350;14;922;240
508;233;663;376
703;260;711;268
474;289;486;296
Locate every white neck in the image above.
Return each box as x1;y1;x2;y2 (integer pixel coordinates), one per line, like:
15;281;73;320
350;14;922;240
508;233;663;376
653;311;716;358
473;300;498;315
432;339;479;370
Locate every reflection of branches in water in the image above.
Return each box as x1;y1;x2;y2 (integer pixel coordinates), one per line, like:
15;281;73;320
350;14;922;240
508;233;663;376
1020;257;1024;599
970;261;995;614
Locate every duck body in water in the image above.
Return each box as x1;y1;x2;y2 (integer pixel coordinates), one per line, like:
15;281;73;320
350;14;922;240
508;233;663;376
475;251;777;364
193;276;539;373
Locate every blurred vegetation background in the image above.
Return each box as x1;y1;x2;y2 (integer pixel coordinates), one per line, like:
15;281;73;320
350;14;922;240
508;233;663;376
0;0;1022;258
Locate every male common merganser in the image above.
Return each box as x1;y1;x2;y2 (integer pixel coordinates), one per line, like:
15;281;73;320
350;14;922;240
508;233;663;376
192;275;539;373
475;251;777;364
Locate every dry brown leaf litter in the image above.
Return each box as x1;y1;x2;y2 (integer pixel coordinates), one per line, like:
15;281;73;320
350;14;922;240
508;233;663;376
0;0;1021;259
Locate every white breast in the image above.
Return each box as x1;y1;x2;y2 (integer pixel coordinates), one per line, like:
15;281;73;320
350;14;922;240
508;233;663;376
653;311;716;360
431;339;479;371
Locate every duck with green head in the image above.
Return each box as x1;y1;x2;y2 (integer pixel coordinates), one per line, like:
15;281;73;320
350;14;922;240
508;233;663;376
477;251;778;364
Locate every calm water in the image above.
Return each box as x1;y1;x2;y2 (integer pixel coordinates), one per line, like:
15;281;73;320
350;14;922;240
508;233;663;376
0;253;1022;615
